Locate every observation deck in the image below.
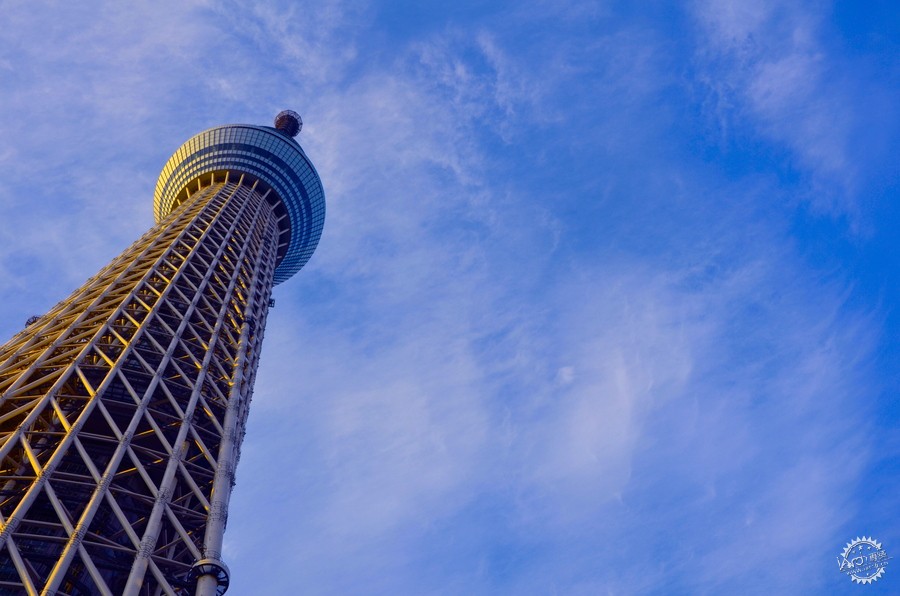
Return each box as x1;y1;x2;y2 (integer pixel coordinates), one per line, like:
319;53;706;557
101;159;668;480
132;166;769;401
153;111;325;284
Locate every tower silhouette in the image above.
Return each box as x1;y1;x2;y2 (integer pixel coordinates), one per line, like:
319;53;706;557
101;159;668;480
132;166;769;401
0;111;325;595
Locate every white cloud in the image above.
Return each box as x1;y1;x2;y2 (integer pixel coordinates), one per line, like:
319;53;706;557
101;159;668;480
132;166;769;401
691;0;864;218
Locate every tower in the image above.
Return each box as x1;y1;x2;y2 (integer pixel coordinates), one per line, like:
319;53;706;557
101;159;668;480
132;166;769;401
0;111;325;595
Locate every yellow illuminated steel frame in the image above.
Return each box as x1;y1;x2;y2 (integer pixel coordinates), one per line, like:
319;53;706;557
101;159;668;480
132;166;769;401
0;173;279;595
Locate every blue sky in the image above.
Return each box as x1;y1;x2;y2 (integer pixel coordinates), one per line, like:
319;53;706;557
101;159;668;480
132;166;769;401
0;1;898;593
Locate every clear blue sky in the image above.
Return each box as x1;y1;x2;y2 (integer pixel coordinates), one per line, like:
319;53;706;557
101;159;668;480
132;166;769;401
0;1;898;593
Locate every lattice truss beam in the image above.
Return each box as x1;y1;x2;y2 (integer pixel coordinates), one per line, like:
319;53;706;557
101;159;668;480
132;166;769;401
0;175;278;595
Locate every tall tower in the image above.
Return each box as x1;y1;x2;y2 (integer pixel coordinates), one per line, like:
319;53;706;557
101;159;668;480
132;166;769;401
0;111;325;595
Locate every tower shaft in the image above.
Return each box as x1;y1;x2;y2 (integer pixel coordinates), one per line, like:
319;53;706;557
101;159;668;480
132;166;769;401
0;175;278;594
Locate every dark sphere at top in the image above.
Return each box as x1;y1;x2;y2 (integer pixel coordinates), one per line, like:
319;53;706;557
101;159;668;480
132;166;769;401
274;110;302;137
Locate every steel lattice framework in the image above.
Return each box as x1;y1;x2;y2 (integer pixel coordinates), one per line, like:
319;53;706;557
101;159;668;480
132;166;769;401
0;112;324;595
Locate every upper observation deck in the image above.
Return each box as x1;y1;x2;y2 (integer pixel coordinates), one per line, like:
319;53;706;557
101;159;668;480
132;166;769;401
153;111;325;284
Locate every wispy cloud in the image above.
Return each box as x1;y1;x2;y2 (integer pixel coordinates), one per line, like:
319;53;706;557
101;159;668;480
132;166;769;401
221;8;878;589
689;0;892;223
